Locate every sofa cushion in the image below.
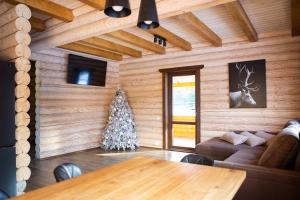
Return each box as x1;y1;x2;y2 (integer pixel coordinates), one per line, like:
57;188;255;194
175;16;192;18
220;132;248;145
258;134;299;169
241;131;266;147
281;124;300;139
284;119;300;128
255;131;275;146
195;138;254;161
225;148;266;165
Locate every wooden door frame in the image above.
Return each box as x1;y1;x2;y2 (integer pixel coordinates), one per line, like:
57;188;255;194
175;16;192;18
159;65;203;150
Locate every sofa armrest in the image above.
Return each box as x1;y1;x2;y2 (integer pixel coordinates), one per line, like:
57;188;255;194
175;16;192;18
215;161;300;185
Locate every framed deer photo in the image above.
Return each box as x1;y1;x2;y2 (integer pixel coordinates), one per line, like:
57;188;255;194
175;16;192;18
229;59;266;108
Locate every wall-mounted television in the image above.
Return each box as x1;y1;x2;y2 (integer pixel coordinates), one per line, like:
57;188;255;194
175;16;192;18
67;54;107;87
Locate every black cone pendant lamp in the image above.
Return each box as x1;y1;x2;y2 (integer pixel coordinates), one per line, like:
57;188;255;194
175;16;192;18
104;0;131;18
137;0;159;29
104;0;160;30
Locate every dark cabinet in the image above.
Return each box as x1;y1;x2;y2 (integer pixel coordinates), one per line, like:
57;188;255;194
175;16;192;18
0;61;16;197
0;147;16;197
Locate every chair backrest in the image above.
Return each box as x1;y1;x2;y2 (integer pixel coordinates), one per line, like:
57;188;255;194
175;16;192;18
53;163;82;183
180;154;214;166
0;190;8;200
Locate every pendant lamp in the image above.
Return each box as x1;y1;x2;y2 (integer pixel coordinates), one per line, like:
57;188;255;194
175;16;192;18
104;0;131;18
137;0;159;29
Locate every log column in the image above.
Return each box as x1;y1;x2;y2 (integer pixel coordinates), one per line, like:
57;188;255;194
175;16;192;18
0;1;32;195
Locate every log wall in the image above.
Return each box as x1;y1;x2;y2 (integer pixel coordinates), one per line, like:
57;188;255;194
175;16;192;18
0;1;31;195
120;31;300;148
30;49;119;159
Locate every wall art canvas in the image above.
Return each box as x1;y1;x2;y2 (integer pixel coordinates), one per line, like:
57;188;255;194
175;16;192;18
229;59;266;108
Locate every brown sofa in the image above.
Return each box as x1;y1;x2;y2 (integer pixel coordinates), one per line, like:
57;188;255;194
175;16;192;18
195;132;300;200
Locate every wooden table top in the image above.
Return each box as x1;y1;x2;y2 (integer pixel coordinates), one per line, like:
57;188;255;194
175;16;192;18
12;157;246;200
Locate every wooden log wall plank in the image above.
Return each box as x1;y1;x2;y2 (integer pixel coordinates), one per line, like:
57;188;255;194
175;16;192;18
0;3;31;27
15;140;30;155
15;98;30;112
16;166;31;182
16;153;30;168
120;32;300;148
16;181;26;195
0;44;31;60
15;57;31;72
0;0;12;14
0;17;31;38
16;126;30;140
0;31;31;50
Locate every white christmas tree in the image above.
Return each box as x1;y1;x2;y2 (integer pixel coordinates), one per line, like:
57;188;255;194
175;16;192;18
102;89;139;151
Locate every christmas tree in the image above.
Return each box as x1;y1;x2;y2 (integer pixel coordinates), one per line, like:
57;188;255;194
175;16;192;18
102;89;139;151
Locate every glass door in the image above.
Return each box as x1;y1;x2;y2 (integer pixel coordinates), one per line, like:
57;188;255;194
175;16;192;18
167;71;200;150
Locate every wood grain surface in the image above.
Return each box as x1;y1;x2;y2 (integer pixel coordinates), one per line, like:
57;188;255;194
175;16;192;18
12;156;245;200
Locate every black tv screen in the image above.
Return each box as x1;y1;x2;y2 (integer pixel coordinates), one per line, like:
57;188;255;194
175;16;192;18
67;54;107;87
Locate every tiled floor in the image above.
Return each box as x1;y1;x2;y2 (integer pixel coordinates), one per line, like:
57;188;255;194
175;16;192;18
27;147;189;192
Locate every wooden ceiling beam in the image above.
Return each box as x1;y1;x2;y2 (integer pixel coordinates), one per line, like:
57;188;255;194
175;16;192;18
59;42;123;61
147;26;192;51
225;0;257;42
108;30;166;54
178;12;222;47
291;0;300;36
82;37;142;58
78;0;105;11
5;0;74;22
30;0;236;51
29;17;45;32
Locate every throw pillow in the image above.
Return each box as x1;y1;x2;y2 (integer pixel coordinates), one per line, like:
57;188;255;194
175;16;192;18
220;132;248;145
255;131;275;146
284;119;300;128
281;124;300;139
241;131;266;147
258;134;300;169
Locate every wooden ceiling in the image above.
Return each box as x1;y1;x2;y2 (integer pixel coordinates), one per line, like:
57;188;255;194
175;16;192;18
4;0;298;62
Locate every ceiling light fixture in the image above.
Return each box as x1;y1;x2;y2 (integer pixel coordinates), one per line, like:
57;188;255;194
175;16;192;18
104;0;160;30
154;35;167;47
104;0;131;18
137;0;160;29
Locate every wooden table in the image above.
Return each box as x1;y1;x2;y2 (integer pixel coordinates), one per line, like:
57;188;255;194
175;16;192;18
12;157;246;200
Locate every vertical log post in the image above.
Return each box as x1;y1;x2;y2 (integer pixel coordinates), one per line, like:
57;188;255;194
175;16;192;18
0;2;32;195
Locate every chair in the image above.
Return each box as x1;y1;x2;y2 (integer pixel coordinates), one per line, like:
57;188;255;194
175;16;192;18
53;163;82;183
0;190;8;200
180;154;214;166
